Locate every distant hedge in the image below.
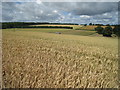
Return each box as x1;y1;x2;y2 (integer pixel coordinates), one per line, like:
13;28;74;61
22;26;73;29
1;22;77;29
2;22;27;29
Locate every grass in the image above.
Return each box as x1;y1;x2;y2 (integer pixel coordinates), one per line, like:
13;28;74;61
2;28;96;36
2;29;118;88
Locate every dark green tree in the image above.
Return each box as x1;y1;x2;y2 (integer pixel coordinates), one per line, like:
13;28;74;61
95;26;104;34
84;24;87;26
113;25;120;37
89;23;92;25
102;26;112;37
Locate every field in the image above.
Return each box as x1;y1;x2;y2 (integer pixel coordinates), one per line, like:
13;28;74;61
30;24;115;30
2;28;118;88
30;24;82;30
0;30;2;89
7;28;96;36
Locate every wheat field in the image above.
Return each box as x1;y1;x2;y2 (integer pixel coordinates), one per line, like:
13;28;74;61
2;29;118;88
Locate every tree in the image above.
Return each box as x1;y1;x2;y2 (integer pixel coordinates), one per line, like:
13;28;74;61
95;26;104;34
106;24;110;26
84;24;87;26
89;23;92;25
113;25;120;37
102;26;112;37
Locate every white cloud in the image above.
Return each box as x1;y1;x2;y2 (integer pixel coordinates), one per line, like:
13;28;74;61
36;0;42;4
2;2;118;24
40;10;43;14
53;10;58;13
80;15;91;18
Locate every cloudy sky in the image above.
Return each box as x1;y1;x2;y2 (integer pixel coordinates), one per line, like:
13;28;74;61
1;0;119;25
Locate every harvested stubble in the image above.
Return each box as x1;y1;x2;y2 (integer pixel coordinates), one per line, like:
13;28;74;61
2;30;118;88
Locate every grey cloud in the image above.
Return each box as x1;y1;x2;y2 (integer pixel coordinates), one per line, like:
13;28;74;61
44;2;118;15
2;2;118;24
2;2;60;22
73;2;117;15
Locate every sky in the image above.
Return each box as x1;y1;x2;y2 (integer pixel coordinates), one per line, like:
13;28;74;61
1;0;119;25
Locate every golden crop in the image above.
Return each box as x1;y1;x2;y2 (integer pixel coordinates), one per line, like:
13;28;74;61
0;30;2;89
2;30;118;88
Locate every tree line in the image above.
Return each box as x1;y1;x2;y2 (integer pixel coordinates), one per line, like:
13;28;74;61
81;23;116;26
95;25;120;37
1;22;78;29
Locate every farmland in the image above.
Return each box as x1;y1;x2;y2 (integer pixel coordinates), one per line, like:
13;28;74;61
4;28;96;36
30;24;115;30
2;27;118;88
30;24;82;29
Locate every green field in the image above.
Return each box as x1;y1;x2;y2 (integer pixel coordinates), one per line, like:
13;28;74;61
2;28;118;88
3;28;96;36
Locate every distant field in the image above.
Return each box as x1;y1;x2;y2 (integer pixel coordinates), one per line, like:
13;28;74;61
30;24;79;27
30;24;115;30
80;25;115;30
79;26;98;30
3;28;96;36
2;28;118;88
30;24;83;29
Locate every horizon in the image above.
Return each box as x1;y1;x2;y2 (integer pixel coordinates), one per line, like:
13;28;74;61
1;21;119;25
